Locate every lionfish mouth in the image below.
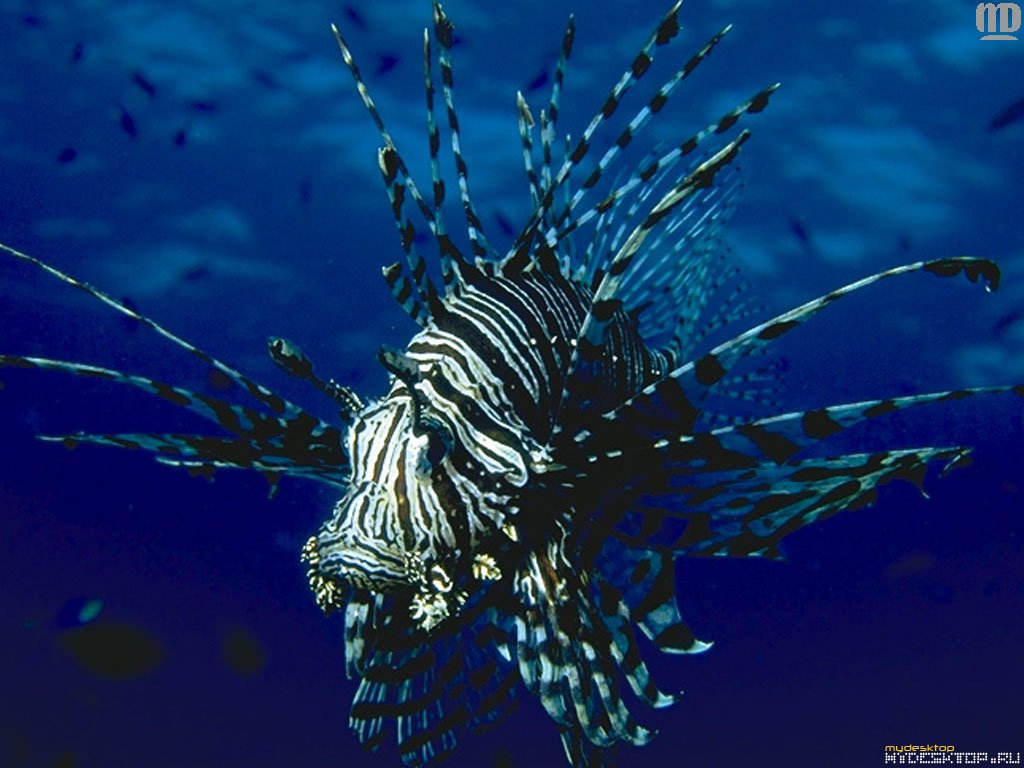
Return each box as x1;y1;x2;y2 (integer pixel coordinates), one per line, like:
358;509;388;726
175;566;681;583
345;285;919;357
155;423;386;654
301;532;408;604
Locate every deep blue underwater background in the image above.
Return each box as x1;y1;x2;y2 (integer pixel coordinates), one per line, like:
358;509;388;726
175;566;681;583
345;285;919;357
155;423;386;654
1;0;1023;766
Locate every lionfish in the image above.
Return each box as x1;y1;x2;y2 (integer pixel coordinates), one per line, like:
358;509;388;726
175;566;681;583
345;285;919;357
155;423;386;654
1;2;1019;766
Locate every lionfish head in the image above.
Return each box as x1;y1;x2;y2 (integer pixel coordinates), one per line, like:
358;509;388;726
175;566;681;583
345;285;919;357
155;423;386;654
301;345;471;625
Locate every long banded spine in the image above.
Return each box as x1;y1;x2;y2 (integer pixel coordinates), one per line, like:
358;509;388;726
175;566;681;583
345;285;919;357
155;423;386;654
432;2;496;263
506;1;684;269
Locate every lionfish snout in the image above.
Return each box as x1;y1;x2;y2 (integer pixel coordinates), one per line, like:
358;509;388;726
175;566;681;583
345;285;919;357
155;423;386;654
309;481;411;594
301;537;405;613
303;477;472;633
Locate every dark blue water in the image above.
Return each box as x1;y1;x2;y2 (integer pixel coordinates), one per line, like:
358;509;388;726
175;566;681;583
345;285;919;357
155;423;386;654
1;1;1022;766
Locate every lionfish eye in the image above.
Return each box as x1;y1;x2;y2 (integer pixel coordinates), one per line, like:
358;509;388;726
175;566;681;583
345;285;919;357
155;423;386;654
425;428;449;464
416;417;452;475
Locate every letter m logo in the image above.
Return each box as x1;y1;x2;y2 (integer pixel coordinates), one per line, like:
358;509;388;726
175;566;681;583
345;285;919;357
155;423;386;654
977;2;1022;40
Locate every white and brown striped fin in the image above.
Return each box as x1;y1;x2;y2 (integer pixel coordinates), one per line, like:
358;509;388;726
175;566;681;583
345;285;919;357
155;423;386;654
422;27;446;217
552;133;750;425
0;243;352;489
615;446;970;559
382;261;430;328
599;166;748;366
539;110;558;237
42;432;345;487
575;146;672;289
350;648;456;764
431;2;496;264
1;355;260;432
346;594;518;766
592;575;685;707
665;252;761;367
576;383;1022;475
578;131;749;329
421;28;469;289
550;92;770;364
541;14;576;207
691;352;787;430
377;145;442;321
516;92;542;211
714;386;1022;466
331;24;437;235
550;23;735;237
682;257;999;408
596;547;709;656
0;354;348;485
333;21;478;293
578;256;1001;441
578;82;778;251
506;1;686;271
0;242;315;421
528;16;577;224
376;143;436;321
511;528;656;758
567;381;1021;565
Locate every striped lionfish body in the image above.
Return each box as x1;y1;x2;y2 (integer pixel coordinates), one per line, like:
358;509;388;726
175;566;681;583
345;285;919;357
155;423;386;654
1;2;1020;766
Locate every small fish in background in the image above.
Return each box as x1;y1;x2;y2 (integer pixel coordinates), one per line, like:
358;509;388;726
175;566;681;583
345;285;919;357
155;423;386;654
410;224;432;247
56;147;78;165
21;12;44;29
189;99;218;113
172;124;188;147
180;262;211;283
897;233;912;257
117;104;138;139
250;68;281;90
21;597;104;632
881;550;954;603
491;747;517;768
494;210;516;240
52;597;104;630
787;215;812;249
283;48;314;64
130;70;157;98
342;5;368;32
0;724;30;765
993;308;1024;338
57;621;165;680
50;751;77;768
298;177;312;207
524;68;550;94
988;97;1024;132
375;53;399;76
176;100;219;145
69;41;85;64
221;623;267;677
881;549;936;583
